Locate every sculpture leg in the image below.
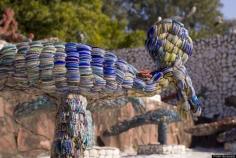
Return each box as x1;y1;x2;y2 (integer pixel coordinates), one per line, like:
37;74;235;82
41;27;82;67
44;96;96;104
158;122;168;145
51;94;89;158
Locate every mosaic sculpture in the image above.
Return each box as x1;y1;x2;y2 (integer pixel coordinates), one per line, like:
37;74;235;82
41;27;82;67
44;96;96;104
14;96;145;117
0;18;201;157
103;108;181;145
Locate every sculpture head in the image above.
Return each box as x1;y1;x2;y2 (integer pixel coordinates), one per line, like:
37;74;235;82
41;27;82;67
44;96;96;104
145;18;193;70
145;18;202;118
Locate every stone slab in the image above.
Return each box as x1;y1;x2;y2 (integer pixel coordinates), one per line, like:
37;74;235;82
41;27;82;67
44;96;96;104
84;146;120;158
137;144;186;155
224;142;236;152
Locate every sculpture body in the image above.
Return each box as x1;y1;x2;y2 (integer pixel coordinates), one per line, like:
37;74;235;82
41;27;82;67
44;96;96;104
0;18;201;157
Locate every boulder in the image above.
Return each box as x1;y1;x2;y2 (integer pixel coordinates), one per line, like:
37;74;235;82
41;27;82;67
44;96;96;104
225;96;236;107
217;128;236;143
185;117;236;136
17;127;50;152
0;89;56;157
0;133;17;154
224;141;236;152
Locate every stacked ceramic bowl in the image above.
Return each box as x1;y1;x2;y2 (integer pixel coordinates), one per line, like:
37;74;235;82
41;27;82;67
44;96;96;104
122;64;136;89
78;44;93;93
133;77;146;91
144;81;157;92
91;47;106;92
115;59;127;89
26;41;43;86
65;43;80;92
0;44;17;79
53;42;67;93
103;52;118;92
39;42;56;92
14;42;29;87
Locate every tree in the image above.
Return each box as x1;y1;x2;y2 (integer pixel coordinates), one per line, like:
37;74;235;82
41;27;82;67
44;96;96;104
0;0;145;49
102;0;228;39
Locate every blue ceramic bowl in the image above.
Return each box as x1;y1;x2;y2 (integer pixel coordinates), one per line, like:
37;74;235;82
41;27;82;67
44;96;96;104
54;61;66;65
77;44;92;51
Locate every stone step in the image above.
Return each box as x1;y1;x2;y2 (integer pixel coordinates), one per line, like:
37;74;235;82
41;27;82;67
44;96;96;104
84;146;120;158
137;144;186;155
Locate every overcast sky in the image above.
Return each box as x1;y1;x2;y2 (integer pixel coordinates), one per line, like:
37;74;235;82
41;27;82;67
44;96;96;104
221;0;236;19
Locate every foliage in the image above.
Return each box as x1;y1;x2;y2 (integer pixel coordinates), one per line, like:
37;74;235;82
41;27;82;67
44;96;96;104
0;0;229;48
102;0;228;39
117;30;146;48
0;0;144;49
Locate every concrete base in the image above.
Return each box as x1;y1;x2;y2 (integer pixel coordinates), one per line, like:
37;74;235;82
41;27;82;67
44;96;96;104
224;142;236;152
137;144;186;155
84;146;120;158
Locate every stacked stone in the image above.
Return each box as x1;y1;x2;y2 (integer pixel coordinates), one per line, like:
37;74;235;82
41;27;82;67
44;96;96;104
115;48;155;71
84;146;120;158
137;144;185;155
187;34;236;118
218;106;236;119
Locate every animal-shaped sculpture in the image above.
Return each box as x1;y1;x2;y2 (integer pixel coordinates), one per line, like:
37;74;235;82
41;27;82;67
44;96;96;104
145;18;201;117
0;18;201;157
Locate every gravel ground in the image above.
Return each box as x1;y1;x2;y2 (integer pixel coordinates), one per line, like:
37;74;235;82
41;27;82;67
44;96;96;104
121;147;233;158
36;147;235;158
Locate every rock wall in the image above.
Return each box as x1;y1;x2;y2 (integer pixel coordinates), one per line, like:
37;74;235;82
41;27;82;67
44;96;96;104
0;89;56;157
0;89;192;157
116;34;236;118
94;99;193;153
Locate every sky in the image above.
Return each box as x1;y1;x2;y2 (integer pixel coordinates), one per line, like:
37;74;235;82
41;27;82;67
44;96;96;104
221;0;236;19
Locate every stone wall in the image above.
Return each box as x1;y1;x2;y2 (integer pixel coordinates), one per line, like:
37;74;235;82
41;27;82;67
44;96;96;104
0;89;56;157
0;89;193;157
94;99;193;153
116;34;236;118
